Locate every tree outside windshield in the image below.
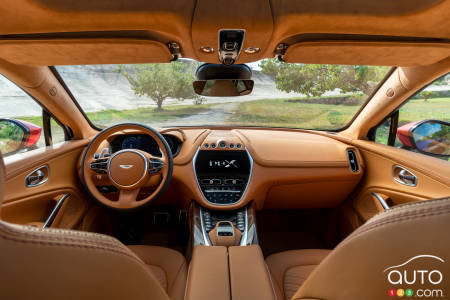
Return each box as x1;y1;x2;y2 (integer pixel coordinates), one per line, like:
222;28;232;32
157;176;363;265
53;60;391;130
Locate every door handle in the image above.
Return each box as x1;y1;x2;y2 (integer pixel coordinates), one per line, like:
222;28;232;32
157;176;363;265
25;165;49;187
372;192;390;210
43;193;70;228
393;165;417;187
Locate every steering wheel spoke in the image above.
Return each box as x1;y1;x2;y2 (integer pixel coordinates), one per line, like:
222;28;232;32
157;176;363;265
149;157;165;174
88;157;109;174
118;188;141;206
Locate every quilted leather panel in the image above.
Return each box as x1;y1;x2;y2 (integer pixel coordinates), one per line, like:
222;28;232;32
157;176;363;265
283;265;317;300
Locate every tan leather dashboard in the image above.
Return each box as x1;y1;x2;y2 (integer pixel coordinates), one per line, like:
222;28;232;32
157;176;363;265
235;129;350;168
74;127;363;210
163;128;363;210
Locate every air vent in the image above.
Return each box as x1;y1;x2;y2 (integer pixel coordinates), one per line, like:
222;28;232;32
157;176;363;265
347;149;359;173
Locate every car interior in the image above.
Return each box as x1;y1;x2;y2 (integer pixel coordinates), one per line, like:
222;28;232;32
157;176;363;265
0;1;449;300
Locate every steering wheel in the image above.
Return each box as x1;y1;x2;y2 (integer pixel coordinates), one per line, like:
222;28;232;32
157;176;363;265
81;123;173;211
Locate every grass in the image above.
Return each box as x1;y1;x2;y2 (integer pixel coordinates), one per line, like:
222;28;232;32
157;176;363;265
226;98;360;129
397;98;450;125
14;97;450;131
226;97;450;129
14;103;216;129
85;104;215;127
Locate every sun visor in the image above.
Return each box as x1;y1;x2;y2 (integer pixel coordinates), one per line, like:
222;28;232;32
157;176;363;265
283;41;450;66
0;39;172;66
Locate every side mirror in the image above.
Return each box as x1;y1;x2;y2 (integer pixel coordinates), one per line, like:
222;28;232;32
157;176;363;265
401;120;450;157
0;119;42;156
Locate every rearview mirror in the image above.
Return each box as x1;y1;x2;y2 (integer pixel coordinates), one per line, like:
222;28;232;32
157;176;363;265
193;63;254;97
409;120;450;157
193;79;254;97
0;119;41;156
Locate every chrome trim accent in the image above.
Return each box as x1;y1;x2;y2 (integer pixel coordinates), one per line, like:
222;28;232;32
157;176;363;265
199;206;211;246
372;192;390;210
393;165;417;187
107;149;148;188
192;147;254;206
25;165;49;188
43;193;70;228
204;189;241;193
240;208;249;246
119;164;134;169
216;222;234;236
99;147;110;158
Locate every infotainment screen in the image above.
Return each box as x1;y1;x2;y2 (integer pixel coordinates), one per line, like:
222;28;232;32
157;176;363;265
195;150;251;175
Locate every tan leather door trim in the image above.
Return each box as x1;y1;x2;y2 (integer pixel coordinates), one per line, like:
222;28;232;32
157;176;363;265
2;140;90;229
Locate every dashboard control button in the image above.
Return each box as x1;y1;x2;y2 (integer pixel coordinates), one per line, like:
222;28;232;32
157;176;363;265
204;143;209;148
149;158;164;173
236;143;242;149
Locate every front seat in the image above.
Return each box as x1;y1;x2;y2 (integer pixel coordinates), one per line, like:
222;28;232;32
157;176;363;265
0;152;187;300
266;249;331;300
267;197;450;300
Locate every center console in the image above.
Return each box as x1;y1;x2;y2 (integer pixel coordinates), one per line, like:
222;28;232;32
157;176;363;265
191;203;257;247
191;137;257;246
186;134;275;299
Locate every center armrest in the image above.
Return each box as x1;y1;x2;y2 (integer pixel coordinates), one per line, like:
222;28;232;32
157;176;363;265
228;245;277;300
185;246;230;300
185;245;276;300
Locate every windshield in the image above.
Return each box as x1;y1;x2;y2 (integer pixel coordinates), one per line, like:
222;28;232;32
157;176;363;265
55;60;391;130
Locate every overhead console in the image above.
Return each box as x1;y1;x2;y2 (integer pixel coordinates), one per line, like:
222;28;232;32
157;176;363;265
191;0;273;64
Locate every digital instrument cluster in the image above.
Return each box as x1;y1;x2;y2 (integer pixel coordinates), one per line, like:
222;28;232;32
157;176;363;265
110;134;182;157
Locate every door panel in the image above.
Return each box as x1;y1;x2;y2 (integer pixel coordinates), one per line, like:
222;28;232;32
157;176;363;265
1;140;90;229
349;140;450;222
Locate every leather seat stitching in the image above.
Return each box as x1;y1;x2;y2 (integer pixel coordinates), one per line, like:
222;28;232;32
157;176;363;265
0;231;141;262
370;198;450;218
0;223;141;262
0;230;126;249
355;206;450;233
0;223;127;248
341;208;450;247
